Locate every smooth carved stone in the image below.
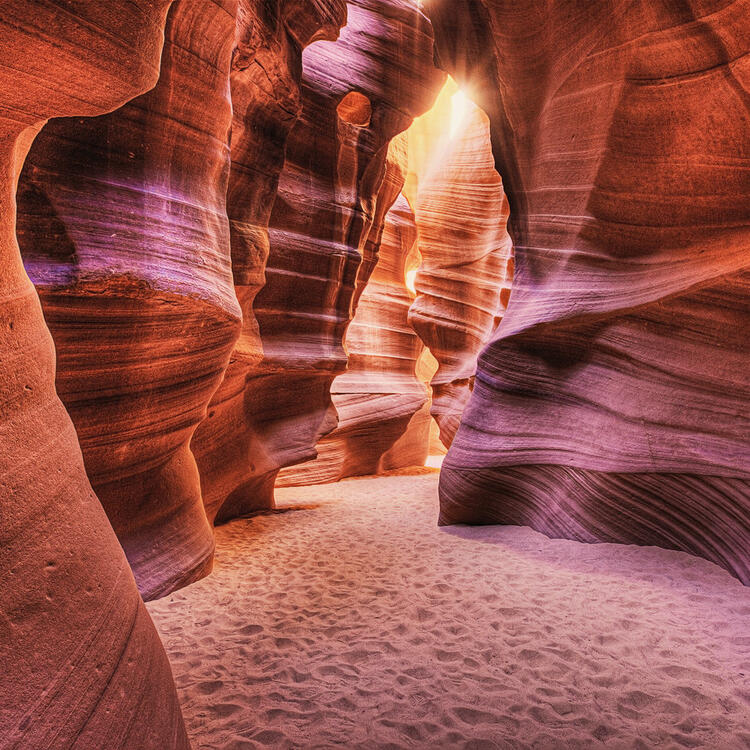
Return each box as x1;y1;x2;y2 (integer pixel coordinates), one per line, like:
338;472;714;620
426;0;750;583
0;1;189;747
192;0;348;525
278;187;430;484
407;85;512;448
17;0;245;600
199;0;443;520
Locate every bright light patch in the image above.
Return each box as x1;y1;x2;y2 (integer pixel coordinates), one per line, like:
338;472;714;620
450;88;474;138
405;268;418;295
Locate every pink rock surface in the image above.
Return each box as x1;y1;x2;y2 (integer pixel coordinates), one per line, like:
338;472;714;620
278;178;430;485
192;0;348;525
0;1;189;746
199;0;443;519
427;0;750;582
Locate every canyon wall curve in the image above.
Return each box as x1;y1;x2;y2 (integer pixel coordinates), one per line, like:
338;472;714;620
1;2;190;746
425;0;750;583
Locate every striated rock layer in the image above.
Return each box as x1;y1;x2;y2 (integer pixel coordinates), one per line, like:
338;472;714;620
407;82;512;448
192;0;348;524
17;0;244;600
278;183;430;485
198;0;443;519
0;1;189;746
427;0;750;582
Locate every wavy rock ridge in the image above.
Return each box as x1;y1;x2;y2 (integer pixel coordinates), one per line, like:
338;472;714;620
278;154;431;484
19;0;348;599
18;0;243;602
198;0;444;518
427;0;750;583
0;1;189;746
190;0;348;526
406;79;513;448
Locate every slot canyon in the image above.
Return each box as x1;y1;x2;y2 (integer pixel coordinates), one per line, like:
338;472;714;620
0;1;747;748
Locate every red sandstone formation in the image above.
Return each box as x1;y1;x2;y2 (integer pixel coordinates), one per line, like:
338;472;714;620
192;0;348;524
407;84;513;447
278;183;430;484
17;0;244;601
0;1;189;746
198;0;443;520
426;0;750;582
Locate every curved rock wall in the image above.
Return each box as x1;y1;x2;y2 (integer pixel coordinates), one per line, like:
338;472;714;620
278;159;430;485
17;0;244;601
0;1;189;746
192;0;348;524
407;83;512;447
199;0;443;519
427;0;750;582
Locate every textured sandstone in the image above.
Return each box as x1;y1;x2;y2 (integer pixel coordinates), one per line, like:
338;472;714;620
407;82;513;447
427;0;750;582
278;184;430;484
0;1;189;746
18;0;244;601
198;0;443;519
192;0;348;524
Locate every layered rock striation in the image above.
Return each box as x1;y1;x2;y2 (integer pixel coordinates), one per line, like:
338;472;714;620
407;82;513;448
0;1;189;745
278;184;430;484
17;0;244;601
427;0;750;582
198;0;443;519
191;0;348;524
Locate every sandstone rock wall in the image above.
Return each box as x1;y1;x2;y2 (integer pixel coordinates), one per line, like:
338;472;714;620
191;0;347;524
198;0;443;518
0;1;189;745
18;0;243;602
427;0;750;583
278;167;430;485
18;0;347;599
407;82;513;448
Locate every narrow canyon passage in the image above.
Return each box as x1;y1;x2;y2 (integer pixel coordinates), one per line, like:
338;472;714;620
2;0;748;746
148;474;750;750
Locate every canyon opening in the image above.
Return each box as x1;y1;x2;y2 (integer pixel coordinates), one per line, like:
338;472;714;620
0;2;748;750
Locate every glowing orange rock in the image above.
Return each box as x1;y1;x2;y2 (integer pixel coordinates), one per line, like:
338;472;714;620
0;1;189;745
198;0;443;519
279;147;431;484
192;0;348;524
407;85;512;447
18;0;243;601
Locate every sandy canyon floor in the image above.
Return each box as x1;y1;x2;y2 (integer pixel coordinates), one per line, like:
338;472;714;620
148;473;750;750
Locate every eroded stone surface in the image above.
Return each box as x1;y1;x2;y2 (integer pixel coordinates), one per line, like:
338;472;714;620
406;81;512;447
199;0;443;519
427;0;750;583
192;0;348;525
0;1;189;745
18;0;243;601
279;168;430;484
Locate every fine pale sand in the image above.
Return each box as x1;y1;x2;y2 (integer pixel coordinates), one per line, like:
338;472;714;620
147;474;750;750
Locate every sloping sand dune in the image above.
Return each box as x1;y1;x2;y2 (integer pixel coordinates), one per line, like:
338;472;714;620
147;474;750;749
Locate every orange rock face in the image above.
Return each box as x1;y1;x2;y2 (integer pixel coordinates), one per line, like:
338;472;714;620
427;0;750;582
406;83;513;448
18;0;243;602
192;0;348;524
0;1;189;746
278;150;430;484
197;0;443;520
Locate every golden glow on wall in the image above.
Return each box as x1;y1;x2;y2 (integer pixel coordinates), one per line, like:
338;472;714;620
405;268;418;295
